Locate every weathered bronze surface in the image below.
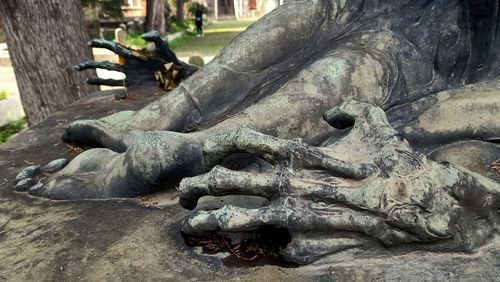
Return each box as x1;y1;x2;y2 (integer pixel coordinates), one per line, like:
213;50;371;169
6;0;500;274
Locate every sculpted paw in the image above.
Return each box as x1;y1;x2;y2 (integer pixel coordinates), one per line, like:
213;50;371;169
180;101;500;264
14;159;69;193
16;130;205;200
18;149;122;200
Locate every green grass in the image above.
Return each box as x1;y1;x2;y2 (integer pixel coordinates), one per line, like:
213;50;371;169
117;20;254;56
123;22;197;48
0;118;27;144
171;20;255;57
168;22;188;33
168;33;195;50
0;90;7;101
125;33;147;47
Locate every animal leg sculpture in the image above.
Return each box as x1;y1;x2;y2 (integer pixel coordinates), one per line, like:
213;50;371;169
60;0;341;148
17;131;204;199
60;0;500;152
180;101;500;264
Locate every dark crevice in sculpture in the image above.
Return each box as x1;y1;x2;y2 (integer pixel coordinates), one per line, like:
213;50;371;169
181;226;293;265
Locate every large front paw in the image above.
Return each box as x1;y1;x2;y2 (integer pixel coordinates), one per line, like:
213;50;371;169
178;101;498;264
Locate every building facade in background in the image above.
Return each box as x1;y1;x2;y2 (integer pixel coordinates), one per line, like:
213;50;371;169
119;0;281;21
204;0;282;19
121;0;148;21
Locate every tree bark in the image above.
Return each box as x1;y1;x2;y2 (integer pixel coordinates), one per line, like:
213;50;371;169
0;0;98;126
176;0;185;26
145;0;166;33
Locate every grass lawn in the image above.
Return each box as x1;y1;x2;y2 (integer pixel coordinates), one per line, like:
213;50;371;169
170;20;256;58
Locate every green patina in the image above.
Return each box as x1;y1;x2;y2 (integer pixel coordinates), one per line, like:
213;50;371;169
325;58;347;79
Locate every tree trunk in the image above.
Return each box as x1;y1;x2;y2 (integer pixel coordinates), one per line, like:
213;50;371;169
176;0;185;26
145;0;166;33
0;0;98;126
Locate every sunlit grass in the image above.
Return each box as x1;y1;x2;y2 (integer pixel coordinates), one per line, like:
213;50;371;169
0;90;7;101
204;27;248;33
171;20;255;58
115;20;255;58
125;33;147;47
0;118;26;144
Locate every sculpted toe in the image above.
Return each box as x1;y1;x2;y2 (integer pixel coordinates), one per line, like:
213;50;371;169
15;165;41;183
15;178;38;192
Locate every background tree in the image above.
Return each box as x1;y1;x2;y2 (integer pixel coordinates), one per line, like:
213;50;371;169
145;0;166;33
164;1;173;31
175;0;186;25
0;0;99;126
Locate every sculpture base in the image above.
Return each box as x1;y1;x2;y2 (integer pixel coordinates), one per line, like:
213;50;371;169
0;89;498;281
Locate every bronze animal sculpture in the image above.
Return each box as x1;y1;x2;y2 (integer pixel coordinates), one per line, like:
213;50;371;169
15;0;500;264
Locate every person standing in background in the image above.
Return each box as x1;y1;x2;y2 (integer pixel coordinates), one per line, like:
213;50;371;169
195;4;203;37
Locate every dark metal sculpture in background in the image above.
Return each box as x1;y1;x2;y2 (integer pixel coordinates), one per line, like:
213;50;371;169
15;0;500;264
75;30;199;93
